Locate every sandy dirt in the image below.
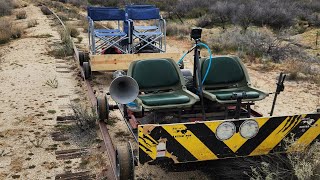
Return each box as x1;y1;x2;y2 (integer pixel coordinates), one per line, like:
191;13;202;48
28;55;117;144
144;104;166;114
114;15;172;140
0;4;105;180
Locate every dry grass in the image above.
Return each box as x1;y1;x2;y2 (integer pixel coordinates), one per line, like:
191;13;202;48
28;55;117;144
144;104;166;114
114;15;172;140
16;10;27;19
166;22;190;38
27;19;38;28
45;77;58;88
70;103;97;131
77;36;83;43
57;12;69;21
31;33;53;38
0;18;23;44
48;28;74;58
67;25;79;38
78;16;88;33
0;0;13;17
249;134;320;180
287;142;320;180
285;60;320;84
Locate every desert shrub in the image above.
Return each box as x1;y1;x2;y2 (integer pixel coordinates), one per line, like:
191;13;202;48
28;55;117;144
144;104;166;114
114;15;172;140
70;103;97;131
11;26;23;39
77;36;83;43
40;6;52;15
16;10;27;19
88;0;122;7
0;18;23;44
196;15;212;28
0;0;13;17
175;0;213;18
78;16;88;33
249;137;320;180
307;13;320;27
68;0;88;7
68;26;79;38
0;19;11;44
208;28;296;62
286;59;320;81
209;1;237;29
288;142;320;180
232;2;258;31
59;29;74;56
253;0;297;30
303;0;320;13
27;19;38;28
165;0;320;29
166;22;190;37
57;12;69;21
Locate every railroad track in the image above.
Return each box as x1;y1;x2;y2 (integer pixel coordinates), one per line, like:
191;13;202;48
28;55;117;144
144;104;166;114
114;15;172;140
47;7;118;180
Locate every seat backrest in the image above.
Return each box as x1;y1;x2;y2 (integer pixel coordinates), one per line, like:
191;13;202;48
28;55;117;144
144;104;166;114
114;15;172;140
126;6;160;20
201;56;250;89
128;58;184;92
125;5;156;9
87;6;125;21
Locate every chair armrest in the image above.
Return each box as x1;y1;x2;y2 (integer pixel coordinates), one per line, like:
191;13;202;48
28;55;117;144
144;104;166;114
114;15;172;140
182;87;200;101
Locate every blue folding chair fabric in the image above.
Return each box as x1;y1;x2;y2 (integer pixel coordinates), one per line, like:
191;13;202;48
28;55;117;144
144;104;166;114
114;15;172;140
126;7;160;20
87;6;129;54
87;7;125;21
125;5;166;53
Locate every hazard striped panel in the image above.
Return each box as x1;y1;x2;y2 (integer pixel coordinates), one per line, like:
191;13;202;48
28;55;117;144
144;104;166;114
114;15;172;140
138;113;320;164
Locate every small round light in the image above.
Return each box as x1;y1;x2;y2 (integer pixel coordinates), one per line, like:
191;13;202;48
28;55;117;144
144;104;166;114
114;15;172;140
216;122;236;141
240;120;259;139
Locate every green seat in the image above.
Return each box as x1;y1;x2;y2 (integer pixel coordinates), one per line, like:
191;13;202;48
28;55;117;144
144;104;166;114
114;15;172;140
201;56;267;104
128;58;199;109
210;90;259;101
139;91;190;106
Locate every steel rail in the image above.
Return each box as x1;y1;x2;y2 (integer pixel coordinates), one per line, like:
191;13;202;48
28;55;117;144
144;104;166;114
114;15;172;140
47;6;118;180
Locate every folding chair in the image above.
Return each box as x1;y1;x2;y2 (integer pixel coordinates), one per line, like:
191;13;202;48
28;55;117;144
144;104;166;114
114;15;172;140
87;7;129;55
125;5;166;54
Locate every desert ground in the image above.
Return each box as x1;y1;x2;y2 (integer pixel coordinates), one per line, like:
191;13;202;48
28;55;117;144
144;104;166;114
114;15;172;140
0;1;319;180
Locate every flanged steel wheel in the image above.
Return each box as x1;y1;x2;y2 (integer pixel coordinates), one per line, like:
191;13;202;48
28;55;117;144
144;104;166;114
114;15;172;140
79;51;89;66
97;95;109;123
83;62;92;79
116;142;135;180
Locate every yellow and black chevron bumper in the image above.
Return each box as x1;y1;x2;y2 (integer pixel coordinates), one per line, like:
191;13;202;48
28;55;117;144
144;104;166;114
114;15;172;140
138;113;320;164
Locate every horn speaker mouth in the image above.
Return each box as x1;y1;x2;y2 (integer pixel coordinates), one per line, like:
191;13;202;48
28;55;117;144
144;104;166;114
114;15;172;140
109;76;139;104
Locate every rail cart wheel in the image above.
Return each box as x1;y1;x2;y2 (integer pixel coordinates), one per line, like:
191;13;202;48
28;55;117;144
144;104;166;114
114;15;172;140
79;51;85;66
97;95;109;122
116;142;135;180
83;62;92;79
84;52;89;62
79;51;89;66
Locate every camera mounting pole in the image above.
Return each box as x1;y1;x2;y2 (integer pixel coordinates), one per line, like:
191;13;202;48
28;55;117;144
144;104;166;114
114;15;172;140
191;28;206;120
270;72;286;116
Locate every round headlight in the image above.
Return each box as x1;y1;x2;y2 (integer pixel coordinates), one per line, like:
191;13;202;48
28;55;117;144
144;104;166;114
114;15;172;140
240;120;259;139
216;122;236;141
